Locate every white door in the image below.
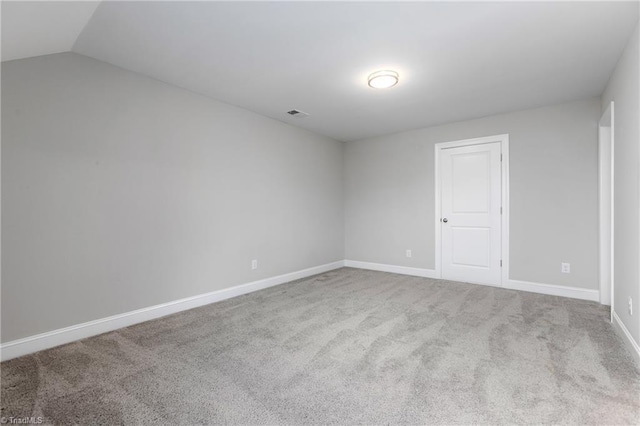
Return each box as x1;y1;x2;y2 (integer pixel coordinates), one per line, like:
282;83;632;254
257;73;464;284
440;142;502;286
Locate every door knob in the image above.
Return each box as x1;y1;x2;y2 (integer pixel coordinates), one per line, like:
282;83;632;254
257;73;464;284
442;218;448;223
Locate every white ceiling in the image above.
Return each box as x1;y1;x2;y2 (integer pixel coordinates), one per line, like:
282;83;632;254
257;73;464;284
1;1;100;62
3;2;639;141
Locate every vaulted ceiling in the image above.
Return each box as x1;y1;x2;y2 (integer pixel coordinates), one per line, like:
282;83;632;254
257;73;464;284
2;1;638;141
1;1;100;62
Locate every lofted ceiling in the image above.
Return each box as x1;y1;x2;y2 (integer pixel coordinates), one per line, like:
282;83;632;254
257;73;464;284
1;1;100;62
2;1;639;142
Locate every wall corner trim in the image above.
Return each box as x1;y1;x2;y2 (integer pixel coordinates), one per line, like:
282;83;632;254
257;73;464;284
612;310;640;366
0;260;346;362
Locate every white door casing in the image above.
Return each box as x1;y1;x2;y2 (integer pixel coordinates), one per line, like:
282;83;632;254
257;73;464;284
599;101;614;310
436;135;509;287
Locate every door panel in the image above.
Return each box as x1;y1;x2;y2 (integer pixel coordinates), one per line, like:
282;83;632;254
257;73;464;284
441;142;501;286
452;152;490;213
451;227;490;267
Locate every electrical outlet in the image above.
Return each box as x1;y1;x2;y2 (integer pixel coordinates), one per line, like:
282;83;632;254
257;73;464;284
251;259;258;270
561;263;571;273
629;297;633;316
406;249;412;258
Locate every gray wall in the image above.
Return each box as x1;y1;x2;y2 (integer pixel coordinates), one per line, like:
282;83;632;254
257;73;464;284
345;98;601;290
602;23;640;344
1;53;344;343
0;50;617;344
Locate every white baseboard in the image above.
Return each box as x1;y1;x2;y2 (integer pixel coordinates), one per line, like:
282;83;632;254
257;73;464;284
505;279;600;302
0;259;605;362
344;260;438;279
345;260;599;302
612;310;640;366
0;260;345;362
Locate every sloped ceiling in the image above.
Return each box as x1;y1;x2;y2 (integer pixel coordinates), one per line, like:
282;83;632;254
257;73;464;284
2;1;639;141
1;1;100;62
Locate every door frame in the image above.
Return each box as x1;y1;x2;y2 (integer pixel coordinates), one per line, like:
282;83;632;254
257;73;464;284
434;134;510;287
598;101;614;313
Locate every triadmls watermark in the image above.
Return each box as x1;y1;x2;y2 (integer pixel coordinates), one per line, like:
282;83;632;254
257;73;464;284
0;417;45;425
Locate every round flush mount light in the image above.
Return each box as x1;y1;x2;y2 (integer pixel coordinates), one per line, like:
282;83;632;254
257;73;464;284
367;70;399;89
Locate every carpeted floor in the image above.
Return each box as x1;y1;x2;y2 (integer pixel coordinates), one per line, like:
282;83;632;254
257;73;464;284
2;267;639;425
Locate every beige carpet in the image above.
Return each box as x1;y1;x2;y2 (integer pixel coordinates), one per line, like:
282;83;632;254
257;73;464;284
2;267;639;424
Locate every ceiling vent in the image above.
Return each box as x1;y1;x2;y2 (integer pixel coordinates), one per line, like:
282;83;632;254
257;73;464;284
286;109;309;118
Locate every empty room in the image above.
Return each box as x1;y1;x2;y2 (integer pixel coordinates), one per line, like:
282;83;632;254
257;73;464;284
1;1;639;424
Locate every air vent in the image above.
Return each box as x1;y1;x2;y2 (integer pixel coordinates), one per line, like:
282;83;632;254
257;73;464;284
286;109;309;118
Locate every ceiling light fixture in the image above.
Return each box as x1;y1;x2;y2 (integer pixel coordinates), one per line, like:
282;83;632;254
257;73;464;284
367;70;399;89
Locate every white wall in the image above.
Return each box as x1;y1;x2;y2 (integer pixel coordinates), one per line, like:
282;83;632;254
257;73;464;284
1;53;344;343
602;23;640;344
345;98;601;290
